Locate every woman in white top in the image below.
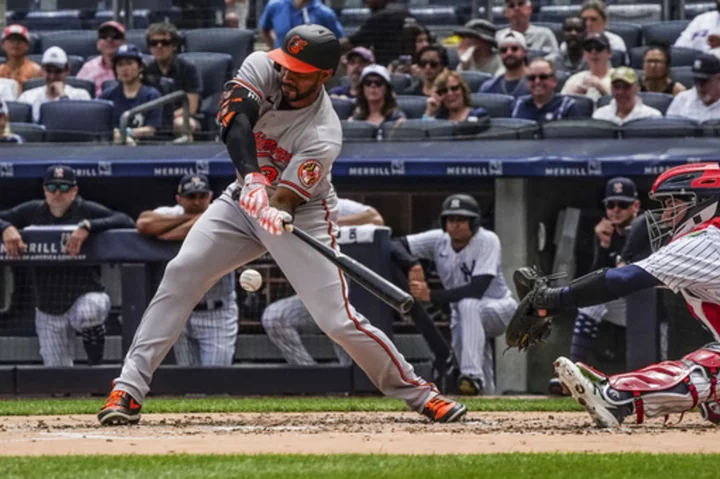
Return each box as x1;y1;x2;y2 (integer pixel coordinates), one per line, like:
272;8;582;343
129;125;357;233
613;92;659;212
580;0;627;54
561;32;613;101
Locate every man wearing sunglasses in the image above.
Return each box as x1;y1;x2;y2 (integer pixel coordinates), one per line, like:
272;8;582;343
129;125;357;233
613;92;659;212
0;165;135;367
497;0;558;56
136;174;239;367
479;31;531;98
561;31;612;101
666;53;720;122
512;57;580;122
77;21;127;97
17;46;91;123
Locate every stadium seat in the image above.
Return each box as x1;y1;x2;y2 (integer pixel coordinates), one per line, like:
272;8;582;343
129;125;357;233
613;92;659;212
527;49;548;63
567;95;595;118
555;70;570;92
339;8;371;27
22;76;95;99
621;116;701;138
409;6;458;26
642;20;690;46
26;54;85;77
541;119;618;139
396;95;428;119
341;120;377;140
701;119;720;137
607;22;643;50
22;10;83;30
176;52;234;100
40;99;113;142
183;28;255;71
331;98;355;120
610;50;627;67
637;92;674;115
6;101;32;123
471;93;514;118
670;66;694;89
91;10;151;30
538;5;581;24
533;22;563;45
125;29;153;54
596;95;612;109
38;30;97;59
382;119;455;140
607;4;661;24
447;47;459;71
475;118;539;140
10;122;45;142
630;46;699;69
685;3;715;20
197;91;221;139
390;74;413;94
458;71;492;93
0;78;19;100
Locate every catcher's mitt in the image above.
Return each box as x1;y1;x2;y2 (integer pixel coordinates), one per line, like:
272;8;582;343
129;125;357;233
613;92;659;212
505;267;562;351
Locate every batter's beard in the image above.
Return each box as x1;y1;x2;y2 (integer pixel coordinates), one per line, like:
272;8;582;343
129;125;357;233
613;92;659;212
281;81;321;104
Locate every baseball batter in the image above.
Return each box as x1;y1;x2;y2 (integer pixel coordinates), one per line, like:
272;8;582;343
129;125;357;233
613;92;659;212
136;173;238;367
98;24;467;425
519;163;720;427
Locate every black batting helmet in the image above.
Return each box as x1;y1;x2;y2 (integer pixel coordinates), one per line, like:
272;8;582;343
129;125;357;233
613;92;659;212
440;194;481;234
267;24;341;75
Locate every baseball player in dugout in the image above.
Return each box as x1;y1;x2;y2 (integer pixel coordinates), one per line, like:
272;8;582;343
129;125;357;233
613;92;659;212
508;162;720;428
0;165;135;367
136;173;239;367
392;194;517;396
98;25;467;426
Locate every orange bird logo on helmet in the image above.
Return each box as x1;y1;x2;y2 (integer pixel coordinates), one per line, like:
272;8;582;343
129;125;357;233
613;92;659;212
287;35;308;55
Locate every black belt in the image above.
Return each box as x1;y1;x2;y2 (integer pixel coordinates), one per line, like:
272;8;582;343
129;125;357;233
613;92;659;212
194;300;224;311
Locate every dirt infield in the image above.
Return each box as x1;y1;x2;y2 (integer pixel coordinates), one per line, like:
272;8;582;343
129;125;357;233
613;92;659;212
1;411;719;455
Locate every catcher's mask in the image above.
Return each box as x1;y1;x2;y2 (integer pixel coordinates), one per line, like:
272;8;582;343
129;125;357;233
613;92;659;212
646;162;720;252
440;194;481;235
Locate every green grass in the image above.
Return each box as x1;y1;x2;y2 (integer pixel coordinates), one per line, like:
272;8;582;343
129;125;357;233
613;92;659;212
0;396;583;416
1;454;719;479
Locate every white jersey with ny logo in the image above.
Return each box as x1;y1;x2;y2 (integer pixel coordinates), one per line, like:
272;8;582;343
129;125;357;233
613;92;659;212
406;228;511;300
230;51;342;201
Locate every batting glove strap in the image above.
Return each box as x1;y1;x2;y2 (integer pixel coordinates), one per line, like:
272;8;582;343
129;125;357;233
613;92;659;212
257;206;293;236
239;173;271;219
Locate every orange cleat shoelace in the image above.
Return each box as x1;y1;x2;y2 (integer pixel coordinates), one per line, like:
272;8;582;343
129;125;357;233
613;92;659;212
425;397;455;421
102;390;125;409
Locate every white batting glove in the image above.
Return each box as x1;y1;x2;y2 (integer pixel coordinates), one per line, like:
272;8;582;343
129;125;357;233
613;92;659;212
239;172;270;218
257;206;293;236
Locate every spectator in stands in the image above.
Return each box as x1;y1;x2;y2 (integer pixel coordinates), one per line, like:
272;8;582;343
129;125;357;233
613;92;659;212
0;80;15;101
454;19;502;75
593;67;661;125
497;0;559;56
479;31;531;98
261;198;383;366
557;16;587;74
259;0;345;50
407;44;449;96
674;2;720;54
143;23;202;137
640;44;687;97
0;99;23;144
579;0;626;54
17;47;91;123
77;21;126;98
667;53;720;122
0;165;135;367
512;58;580;122
561;32;612;101
0;25;43;94
424;71;487;122
351;64;405;126
225;0;248;29
388;23;431;75
329;47;374;100
100;44;162;145
136;174;238;366
348;0;414;66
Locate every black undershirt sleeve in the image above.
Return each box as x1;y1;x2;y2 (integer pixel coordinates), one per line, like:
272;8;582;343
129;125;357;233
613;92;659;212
430;274;494;305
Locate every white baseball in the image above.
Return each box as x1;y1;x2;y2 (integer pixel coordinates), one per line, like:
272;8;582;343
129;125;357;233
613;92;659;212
240;269;263;292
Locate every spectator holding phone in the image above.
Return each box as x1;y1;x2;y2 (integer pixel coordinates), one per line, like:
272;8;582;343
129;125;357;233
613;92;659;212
388;23;432;75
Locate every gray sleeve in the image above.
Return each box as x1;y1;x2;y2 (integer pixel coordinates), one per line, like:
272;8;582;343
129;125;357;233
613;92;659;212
230;51;278;101
337;198;371;217
406;229;444;261
471;231;501;276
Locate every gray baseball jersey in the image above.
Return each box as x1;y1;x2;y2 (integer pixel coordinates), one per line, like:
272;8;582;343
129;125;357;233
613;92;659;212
112;52;437;410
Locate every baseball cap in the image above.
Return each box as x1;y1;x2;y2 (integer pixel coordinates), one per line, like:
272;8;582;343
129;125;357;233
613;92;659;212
360;64;391;84
692;53;720;79
498;30;527;50
453;19;497;47
346;46;375;64
267;24;341;74
177;173;212;196
583;32;610;50
41;46;69;69
98;20;126;38
610;66;637;85
3;24;29;42
113;43;143;64
0;100;8;117
44;165;77;185
603;177;637;203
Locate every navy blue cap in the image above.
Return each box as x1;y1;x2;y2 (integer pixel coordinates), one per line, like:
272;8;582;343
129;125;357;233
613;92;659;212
603;177;637;203
44;165;77;185
692;53;720;79
177;173;211;196
113;43;143;65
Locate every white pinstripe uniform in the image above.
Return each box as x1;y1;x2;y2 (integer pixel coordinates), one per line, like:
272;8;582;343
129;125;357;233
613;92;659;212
153;205;239;366
261;198;369;366
674;10;720;53
406;228;517;393
35;292;110;367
